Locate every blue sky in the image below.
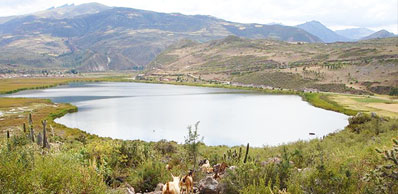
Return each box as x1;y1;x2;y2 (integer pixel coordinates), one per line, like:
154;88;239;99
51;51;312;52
0;0;397;33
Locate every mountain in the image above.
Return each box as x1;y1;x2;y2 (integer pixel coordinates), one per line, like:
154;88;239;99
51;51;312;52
0;3;321;72
32;3;111;19
335;28;374;40
361;30;396;40
297;21;350;43
0;3;110;24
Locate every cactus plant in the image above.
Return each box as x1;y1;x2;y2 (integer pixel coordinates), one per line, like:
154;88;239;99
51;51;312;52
42;120;50;149
365;138;398;193
37;132;42;146
244;143;250;163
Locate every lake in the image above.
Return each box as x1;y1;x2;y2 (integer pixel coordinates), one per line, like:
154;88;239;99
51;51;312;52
8;82;348;146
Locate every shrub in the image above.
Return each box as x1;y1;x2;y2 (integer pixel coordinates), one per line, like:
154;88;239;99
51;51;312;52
127;160;169;192
297;164;355;194
0;146;107;193
220;161;287;194
154;139;177;155
365;139;398;193
348;113;371;133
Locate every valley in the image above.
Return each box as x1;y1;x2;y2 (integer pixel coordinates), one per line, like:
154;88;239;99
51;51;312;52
0;2;398;194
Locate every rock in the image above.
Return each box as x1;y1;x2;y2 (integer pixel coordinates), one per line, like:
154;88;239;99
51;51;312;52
228;166;237;171
193;186;199;193
261;157;282;166
355;112;364;117
154;183;164;192
125;183;135;194
199;176;220;194
223;166;237;177
371;112;377;118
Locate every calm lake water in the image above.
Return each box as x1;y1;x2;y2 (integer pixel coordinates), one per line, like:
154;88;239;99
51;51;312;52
8;82;348;146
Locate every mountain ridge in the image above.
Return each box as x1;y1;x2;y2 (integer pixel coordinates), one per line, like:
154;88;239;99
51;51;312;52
0;3;322;71
335;27;375;40
296;20;350;43
361;29;396;40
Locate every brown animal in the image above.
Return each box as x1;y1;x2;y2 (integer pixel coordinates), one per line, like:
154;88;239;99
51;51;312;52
162;174;181;194
213;162;228;175
179;170;194;194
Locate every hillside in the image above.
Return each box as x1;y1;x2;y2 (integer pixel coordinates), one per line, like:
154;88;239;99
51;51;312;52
361;30;396;40
0;3;321;72
149;36;398;94
296;21;350;43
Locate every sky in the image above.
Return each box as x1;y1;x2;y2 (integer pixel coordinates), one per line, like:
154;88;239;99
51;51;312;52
0;0;397;33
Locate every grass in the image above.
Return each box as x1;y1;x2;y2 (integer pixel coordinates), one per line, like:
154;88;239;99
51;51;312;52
301;92;358;116
0;75;131;94
329;94;398;118
0;97;82;138
352;96;391;103
0;78;94;94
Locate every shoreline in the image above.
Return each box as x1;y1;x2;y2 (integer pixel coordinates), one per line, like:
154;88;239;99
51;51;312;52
126;79;358;116
1;78;355;148
1;76;358;117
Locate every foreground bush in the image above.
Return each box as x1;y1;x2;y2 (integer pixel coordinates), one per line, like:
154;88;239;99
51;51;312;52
126;160;169;192
0;145;107;193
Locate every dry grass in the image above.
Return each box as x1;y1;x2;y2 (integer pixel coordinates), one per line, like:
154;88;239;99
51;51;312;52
0;77;114;94
329;94;398;118
0;97;82;138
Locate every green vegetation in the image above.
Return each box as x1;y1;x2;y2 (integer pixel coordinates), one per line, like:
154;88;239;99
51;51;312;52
184;121;203;168
0;77;101;94
301;92;358;116
0;142;108;193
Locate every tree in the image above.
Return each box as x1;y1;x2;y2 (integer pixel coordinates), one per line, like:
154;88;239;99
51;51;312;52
184;121;203;169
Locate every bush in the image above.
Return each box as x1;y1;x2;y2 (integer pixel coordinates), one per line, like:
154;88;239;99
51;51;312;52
220;161;287;194
0;146;107;193
127;160;169;192
348;113;372;133
296;164;355;194
154;139;177;155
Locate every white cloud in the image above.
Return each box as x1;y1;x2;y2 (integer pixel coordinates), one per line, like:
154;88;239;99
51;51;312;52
0;0;397;33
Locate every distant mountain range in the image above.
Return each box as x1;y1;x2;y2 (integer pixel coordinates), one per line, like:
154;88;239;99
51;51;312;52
0;3;395;71
296;21;396;42
296;21;350;43
335;28;375;40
